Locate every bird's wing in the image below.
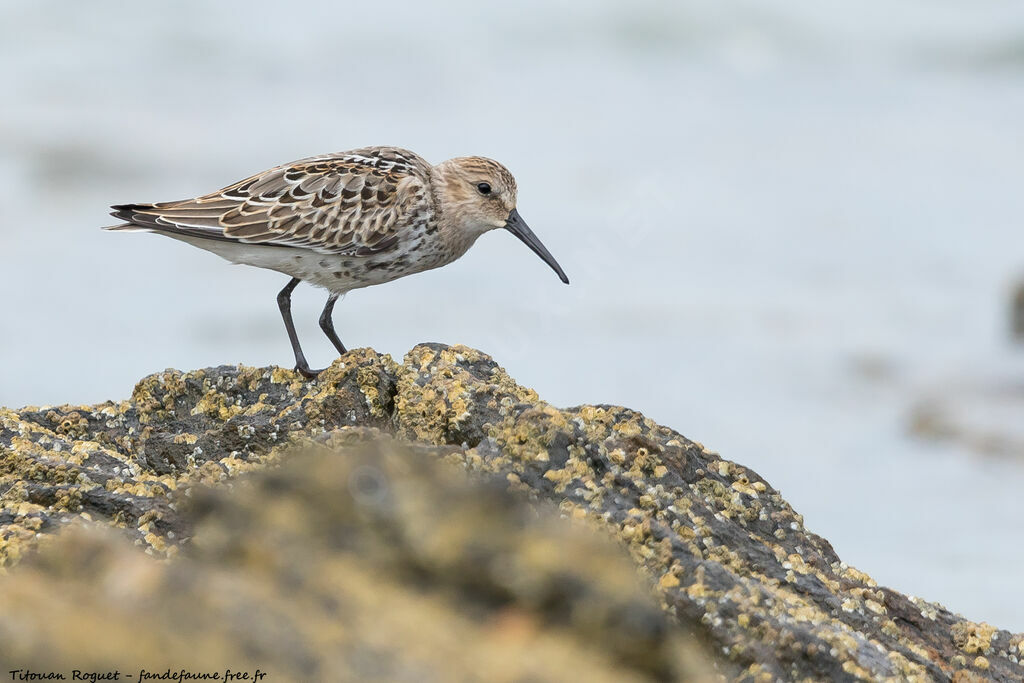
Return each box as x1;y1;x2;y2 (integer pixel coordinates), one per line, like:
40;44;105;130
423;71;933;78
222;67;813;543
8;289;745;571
110;147;434;255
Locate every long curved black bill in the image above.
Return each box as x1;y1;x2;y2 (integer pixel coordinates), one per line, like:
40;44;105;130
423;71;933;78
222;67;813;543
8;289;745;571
504;209;569;284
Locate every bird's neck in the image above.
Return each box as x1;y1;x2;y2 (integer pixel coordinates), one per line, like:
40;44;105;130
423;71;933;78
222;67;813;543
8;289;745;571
429;164;487;261
434;215;484;263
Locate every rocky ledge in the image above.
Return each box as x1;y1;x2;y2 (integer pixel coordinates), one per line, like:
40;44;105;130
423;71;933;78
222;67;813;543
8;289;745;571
0;344;1021;681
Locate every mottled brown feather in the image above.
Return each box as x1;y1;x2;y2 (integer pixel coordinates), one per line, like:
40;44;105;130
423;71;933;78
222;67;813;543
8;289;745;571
124;147;433;255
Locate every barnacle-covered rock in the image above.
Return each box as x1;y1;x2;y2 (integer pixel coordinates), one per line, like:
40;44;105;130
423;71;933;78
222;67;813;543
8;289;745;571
1;344;1021;681
0;438;718;681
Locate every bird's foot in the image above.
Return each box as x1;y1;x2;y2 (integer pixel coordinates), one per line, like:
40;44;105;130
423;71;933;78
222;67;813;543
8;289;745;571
295;364;325;379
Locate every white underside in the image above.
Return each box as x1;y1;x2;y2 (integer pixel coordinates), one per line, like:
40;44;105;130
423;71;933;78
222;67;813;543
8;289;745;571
163;232;399;293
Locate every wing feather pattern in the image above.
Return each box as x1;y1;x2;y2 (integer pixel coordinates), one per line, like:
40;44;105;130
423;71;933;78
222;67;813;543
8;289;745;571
109;147;433;255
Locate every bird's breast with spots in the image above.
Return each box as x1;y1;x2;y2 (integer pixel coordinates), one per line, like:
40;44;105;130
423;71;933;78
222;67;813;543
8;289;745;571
290;229;455;293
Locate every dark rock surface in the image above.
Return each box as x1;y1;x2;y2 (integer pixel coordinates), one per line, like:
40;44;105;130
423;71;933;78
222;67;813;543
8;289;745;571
1;344;1021;681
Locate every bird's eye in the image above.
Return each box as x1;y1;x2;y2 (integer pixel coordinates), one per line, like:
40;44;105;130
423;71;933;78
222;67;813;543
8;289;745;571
476;182;492;195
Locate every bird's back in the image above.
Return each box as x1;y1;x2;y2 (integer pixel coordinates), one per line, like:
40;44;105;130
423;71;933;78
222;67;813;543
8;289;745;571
108;146;437;258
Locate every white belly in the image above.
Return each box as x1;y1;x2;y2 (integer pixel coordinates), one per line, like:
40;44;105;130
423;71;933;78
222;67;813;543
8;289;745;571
168;233;447;293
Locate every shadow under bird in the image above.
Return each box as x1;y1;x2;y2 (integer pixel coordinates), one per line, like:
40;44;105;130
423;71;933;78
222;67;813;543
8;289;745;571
106;146;569;377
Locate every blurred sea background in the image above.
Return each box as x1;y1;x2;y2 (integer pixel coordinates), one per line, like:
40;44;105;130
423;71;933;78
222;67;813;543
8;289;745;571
1;1;1023;629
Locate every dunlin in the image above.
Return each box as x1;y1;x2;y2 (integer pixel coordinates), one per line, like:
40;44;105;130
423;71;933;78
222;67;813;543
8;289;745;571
107;146;569;377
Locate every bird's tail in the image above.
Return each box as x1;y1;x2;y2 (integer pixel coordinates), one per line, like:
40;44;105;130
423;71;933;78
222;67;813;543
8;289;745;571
103;223;148;231
103;204;157;231
104;202;238;243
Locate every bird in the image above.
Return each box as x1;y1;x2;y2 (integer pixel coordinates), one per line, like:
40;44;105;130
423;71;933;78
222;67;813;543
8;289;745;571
105;146;569;378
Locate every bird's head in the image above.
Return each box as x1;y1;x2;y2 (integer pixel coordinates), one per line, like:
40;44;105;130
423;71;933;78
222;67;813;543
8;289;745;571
433;156;569;284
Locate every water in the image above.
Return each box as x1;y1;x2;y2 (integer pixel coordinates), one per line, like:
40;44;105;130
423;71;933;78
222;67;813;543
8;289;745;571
2;1;1023;629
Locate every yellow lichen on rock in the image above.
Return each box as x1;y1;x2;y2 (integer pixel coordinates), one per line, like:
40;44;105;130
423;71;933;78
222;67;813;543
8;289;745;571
0;442;721;681
0;344;1019;682
951;620;998;654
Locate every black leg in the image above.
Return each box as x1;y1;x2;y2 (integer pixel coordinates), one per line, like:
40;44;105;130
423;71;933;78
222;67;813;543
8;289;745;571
277;278;320;379
319;293;348;356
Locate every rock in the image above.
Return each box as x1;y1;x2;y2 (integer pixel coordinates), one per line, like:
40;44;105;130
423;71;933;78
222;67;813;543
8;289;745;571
0;437;718;681
910;376;1024;461
1011;280;1024;342
1;343;1022;681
